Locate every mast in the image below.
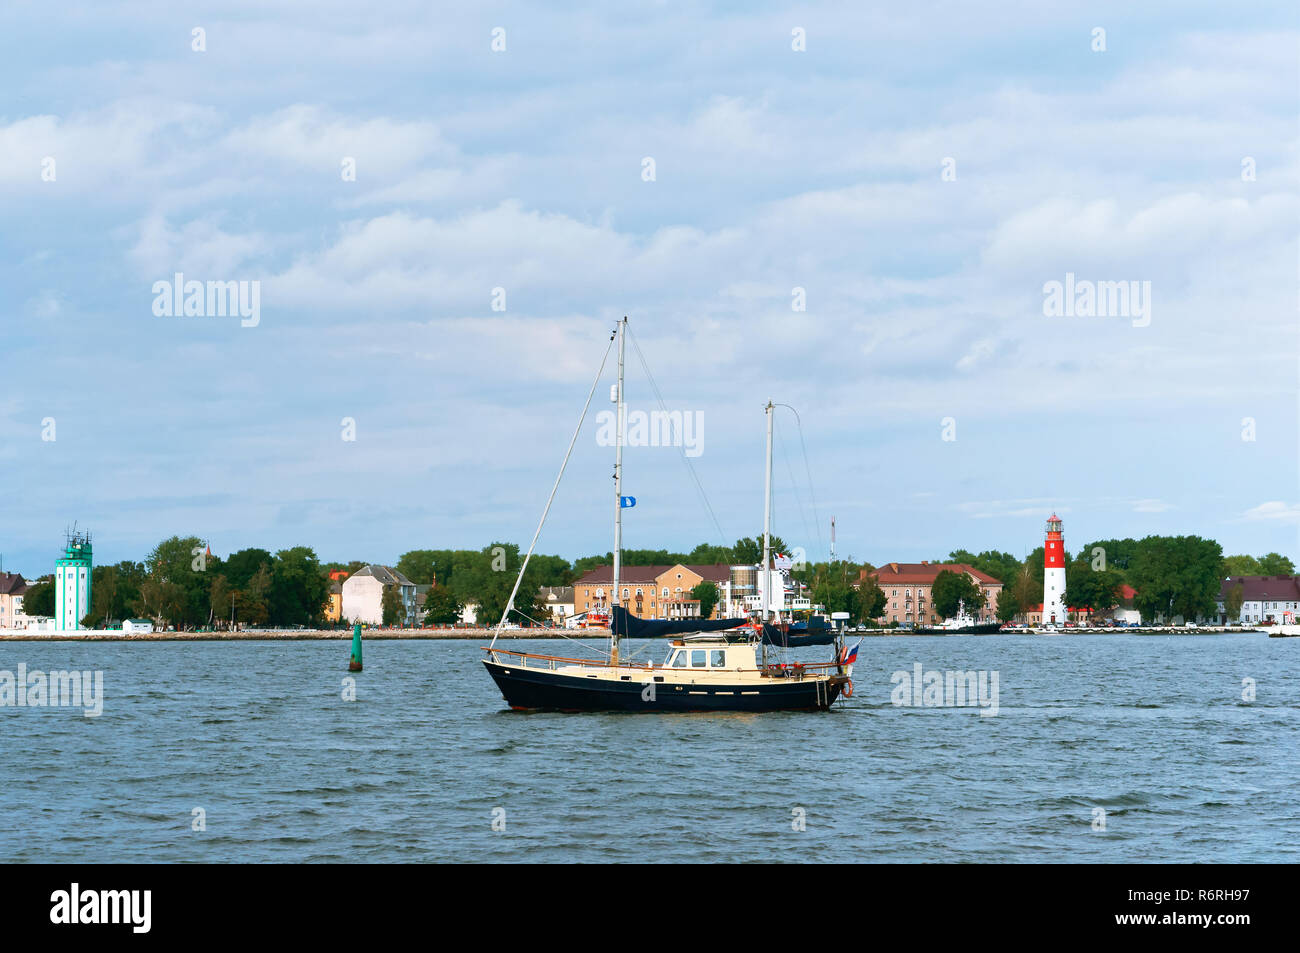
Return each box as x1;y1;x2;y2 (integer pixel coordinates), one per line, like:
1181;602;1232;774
762;399;774;623
611;316;627;665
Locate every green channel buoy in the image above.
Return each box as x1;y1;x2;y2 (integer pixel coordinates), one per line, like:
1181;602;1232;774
348;622;363;672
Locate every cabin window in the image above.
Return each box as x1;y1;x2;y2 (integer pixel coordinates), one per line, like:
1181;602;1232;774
670;651;687;668
690;649;706;668
710;650;726;667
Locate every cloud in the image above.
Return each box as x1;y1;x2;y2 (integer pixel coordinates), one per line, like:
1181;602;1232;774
221;105;452;176
1242;501;1300;523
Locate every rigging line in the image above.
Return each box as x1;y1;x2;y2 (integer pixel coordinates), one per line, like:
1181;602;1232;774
774;403;824;559
774;417;814;555
490;329;617;651
625;326;727;544
510;611;609;657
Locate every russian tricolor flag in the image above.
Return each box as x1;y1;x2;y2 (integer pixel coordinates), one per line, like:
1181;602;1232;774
840;639;861;665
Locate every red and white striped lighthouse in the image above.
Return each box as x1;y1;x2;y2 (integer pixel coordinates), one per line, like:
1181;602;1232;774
1043;514;1066;626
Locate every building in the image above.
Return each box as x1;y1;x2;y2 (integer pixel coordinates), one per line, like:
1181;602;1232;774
539;586;575;625
572;564;731;620
1217;575;1300;624
863;562;1003;625
122;619;154;634
1023;603;1094;625
55;530;93;631
1111;584;1141;624
340;565;417;626
0;572;27;629
325;570;348;623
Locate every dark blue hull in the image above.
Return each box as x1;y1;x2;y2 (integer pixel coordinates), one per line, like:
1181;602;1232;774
483;660;843;712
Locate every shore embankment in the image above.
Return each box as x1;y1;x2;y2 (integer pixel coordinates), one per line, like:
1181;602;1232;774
0;625;1267;641
0;627;611;642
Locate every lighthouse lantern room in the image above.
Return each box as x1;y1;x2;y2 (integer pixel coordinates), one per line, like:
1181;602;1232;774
1043;514;1066;627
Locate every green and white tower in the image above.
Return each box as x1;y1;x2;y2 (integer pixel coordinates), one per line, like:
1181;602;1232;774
55;528;93;631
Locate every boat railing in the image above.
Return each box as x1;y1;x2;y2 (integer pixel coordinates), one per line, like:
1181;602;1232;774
483;647;653;671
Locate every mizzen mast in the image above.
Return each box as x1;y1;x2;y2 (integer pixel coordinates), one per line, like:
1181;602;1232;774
610;316;628;665
762;399;774;624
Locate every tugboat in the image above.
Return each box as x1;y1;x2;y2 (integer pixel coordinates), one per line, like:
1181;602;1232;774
482;317;850;712
913;599;1001;635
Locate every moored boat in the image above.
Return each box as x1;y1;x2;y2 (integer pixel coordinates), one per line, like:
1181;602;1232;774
912;599;1001;635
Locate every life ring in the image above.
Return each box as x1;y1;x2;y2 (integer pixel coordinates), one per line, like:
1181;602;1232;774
843;679;854;698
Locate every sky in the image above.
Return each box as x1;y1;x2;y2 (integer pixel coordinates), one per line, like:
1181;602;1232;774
1;1;1297;578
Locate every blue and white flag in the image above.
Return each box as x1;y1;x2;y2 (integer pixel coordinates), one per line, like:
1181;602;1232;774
619;496;636;508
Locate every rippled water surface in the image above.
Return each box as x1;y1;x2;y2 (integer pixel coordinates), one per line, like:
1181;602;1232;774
2;634;1297;862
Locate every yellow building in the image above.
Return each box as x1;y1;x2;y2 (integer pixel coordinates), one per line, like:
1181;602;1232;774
325;570;348;622
572;564;730;620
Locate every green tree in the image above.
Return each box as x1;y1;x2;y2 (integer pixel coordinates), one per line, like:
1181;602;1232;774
1221;554;1262;578
856;575;886;621
690;581;719;619
236;564;272;625
421;584;462;626
1079;538;1140;576
1258;552;1296;575
687;543;734;565
1009;563;1037;619
527;554;574;587
395;550;439;586
23;579;55;617
90;561;145;625
971;551;1023;585
931;569;982;620
224;548;274;590
1025;546;1046;585
268;546;329;626
996;588;1020;623
138;536;210;628
732;536;788;565
209;573;234;629
808;561;876;623
1064;559;1124;616
1128;535;1224;622
381;585;403;626
1223;582;1244;623
456;543;549;626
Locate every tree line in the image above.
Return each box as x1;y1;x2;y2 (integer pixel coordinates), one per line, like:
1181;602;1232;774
934;540;1293;624
18;533;1291;629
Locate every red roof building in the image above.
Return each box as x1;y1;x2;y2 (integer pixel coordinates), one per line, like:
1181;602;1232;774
860;562;1004;624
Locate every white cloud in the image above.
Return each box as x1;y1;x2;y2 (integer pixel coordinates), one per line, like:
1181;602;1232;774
1242;501;1300;523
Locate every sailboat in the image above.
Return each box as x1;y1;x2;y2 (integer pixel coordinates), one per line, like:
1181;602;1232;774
482;317;851;711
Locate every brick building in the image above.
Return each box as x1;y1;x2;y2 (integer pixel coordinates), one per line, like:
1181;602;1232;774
573;564;731;620
861;562;1003;625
